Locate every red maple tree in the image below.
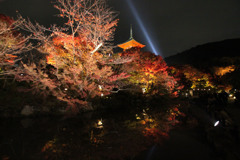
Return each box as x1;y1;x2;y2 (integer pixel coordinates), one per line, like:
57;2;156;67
15;0;129;111
119;49;181;96
0;14;31;78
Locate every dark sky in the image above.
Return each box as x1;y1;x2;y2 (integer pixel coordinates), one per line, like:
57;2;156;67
1;0;240;57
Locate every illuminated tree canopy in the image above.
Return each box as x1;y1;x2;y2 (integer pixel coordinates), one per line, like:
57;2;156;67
174;65;215;89
13;0;129;111
120;49;180;96
0;14;30;70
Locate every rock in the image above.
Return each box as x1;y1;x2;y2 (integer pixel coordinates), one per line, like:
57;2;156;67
58;108;66;113
21;105;34;116
42;106;50;113
21;118;34;128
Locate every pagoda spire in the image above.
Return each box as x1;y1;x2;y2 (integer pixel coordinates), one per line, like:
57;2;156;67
130;24;133;39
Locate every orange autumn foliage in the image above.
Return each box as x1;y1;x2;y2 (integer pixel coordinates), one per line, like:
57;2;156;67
15;0;129;111
214;65;235;77
120;49;181;95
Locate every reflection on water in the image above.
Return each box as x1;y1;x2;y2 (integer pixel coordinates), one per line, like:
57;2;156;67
0;105;184;160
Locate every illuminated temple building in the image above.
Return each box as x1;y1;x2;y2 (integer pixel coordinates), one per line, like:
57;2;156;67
118;26;145;51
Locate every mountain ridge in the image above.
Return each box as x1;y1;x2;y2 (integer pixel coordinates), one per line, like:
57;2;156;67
164;38;240;68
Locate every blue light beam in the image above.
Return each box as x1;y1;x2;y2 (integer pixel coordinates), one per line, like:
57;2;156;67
126;0;161;55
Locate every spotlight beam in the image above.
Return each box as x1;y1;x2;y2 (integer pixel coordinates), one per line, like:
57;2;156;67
126;0;161;55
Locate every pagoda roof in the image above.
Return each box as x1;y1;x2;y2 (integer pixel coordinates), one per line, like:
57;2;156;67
118;38;145;50
117;25;145;50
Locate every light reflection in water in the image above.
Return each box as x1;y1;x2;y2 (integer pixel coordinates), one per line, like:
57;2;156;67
1;104;185;160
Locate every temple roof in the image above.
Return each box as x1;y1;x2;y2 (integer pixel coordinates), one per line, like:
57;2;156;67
117;26;145;50
118;38;145;50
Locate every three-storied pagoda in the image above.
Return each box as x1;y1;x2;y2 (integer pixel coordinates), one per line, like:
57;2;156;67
118;26;145;51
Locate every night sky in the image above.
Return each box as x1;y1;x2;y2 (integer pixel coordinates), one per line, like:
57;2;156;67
1;0;240;57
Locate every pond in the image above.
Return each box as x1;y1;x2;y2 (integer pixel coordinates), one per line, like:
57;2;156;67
0;105;219;160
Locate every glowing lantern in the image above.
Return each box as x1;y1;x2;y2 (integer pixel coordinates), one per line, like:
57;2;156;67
136;114;141;120
142;109;147;116
214;121;219;127
97;119;103;128
148;118;154;123
142;88;146;94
